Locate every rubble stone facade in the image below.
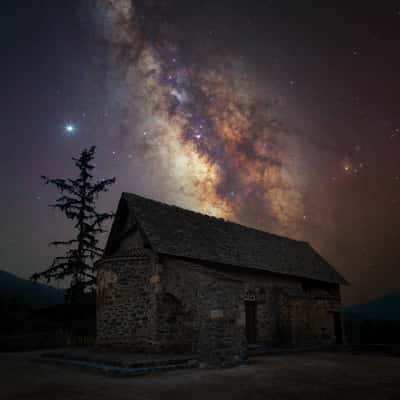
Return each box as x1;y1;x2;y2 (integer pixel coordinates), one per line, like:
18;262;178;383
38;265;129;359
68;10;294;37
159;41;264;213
96;251;342;365
96;193;345;365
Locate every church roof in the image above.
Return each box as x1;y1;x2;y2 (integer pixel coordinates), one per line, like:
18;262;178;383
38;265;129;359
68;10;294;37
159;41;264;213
106;192;347;285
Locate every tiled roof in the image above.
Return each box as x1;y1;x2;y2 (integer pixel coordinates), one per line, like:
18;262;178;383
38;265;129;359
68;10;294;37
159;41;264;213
111;193;347;285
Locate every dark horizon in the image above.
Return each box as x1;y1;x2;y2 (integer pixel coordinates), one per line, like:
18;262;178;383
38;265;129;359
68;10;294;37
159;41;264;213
1;0;399;305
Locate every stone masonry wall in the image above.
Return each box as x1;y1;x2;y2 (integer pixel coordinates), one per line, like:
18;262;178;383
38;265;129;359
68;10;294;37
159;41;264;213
96;252;342;363
159;257;247;365
159;257;342;357
96;253;162;351
290;289;342;346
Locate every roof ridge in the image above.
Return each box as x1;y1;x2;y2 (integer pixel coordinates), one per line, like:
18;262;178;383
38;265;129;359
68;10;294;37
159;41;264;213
122;192;309;246
119;192;347;285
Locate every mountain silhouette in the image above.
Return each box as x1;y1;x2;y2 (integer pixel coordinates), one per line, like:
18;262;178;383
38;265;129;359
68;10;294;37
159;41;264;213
0;270;64;309
345;292;400;321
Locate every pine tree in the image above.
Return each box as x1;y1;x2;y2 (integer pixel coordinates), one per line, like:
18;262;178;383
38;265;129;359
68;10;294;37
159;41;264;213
31;146;115;300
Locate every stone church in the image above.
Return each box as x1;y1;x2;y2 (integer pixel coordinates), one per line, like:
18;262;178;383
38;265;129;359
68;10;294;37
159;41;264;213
96;193;347;364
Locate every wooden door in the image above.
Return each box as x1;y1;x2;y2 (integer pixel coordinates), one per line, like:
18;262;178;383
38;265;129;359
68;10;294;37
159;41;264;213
245;301;257;344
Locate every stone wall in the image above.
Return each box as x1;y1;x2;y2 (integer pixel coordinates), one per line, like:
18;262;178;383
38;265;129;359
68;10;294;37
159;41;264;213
159;257;247;365
289;291;342;346
160;258;342;351
158;257;341;363
96;252;342;364
96;252;161;351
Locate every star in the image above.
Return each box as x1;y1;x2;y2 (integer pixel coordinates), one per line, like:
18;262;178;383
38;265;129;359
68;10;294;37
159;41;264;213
343;162;352;173
64;123;76;135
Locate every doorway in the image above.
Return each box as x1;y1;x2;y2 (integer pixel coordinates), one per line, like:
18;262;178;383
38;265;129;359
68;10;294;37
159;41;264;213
245;301;257;344
332;312;343;344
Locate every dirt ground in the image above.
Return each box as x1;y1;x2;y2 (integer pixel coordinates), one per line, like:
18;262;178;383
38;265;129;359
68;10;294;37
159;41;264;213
1;351;400;400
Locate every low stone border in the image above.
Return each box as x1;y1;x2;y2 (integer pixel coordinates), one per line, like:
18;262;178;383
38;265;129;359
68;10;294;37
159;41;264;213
34;351;199;377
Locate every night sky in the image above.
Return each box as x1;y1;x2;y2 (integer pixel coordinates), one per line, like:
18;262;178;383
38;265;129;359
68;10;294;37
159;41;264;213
1;0;400;305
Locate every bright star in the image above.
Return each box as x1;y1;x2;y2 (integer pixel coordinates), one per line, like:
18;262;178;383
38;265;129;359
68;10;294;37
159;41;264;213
64;124;76;135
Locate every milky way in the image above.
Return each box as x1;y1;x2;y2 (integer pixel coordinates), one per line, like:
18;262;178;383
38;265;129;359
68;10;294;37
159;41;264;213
87;0;306;237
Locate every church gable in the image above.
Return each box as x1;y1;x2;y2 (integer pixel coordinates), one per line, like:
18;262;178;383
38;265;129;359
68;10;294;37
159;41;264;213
114;231;146;257
103;196;151;258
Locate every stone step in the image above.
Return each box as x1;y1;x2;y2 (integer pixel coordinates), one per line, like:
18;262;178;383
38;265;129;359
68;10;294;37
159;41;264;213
42;351;195;368
34;354;199;376
35;351;199;376
35;356;198;376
